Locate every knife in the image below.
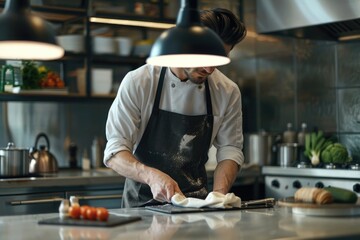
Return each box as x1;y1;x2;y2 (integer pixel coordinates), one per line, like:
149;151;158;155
241;198;275;207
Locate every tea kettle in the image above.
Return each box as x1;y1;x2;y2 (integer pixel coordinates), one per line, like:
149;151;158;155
29;133;58;173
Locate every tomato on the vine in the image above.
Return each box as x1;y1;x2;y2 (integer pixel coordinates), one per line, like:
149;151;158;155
86;207;97;221
80;205;90;219
68;205;81;219
96;207;109;221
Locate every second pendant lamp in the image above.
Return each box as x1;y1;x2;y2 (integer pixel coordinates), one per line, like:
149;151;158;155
146;0;230;68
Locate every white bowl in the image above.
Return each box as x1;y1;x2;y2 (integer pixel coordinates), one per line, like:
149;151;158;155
56;35;84;53
93;36;116;55
91;69;113;95
115;37;133;56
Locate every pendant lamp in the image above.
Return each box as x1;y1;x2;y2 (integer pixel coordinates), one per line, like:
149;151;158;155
146;0;230;68
0;0;64;60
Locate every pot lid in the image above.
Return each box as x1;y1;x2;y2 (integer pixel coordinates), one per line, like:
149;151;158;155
0;142;29;151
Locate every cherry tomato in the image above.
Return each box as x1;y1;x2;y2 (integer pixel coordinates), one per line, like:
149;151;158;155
96;207;109;221
86;207;97;220
68;205;81;219
56;80;65;88
80;205;90;219
47;78;56;87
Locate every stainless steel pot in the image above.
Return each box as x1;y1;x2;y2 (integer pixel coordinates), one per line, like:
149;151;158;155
29;133;58;173
244;131;277;166
277;143;298;167
0;142;30;177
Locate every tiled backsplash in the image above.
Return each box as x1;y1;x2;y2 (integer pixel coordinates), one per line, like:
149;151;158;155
220;0;360;162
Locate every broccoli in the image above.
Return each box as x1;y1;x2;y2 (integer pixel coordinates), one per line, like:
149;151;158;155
320;143;351;164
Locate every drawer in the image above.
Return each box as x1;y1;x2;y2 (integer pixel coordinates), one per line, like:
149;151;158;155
0;192;65;216
66;189;122;209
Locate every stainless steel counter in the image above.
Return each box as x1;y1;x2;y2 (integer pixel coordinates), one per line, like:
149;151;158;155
0;165;262;190
1;206;360;240
263;166;360;179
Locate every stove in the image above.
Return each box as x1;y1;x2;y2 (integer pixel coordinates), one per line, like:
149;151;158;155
262;166;360;200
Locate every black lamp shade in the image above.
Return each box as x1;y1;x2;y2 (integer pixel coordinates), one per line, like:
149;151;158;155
0;0;64;60
146;0;230;68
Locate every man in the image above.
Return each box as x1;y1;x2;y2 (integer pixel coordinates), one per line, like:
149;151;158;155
104;8;247;208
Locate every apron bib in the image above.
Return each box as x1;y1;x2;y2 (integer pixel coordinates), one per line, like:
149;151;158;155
122;67;214;207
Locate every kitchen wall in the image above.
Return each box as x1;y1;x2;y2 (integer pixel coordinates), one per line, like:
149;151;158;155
0;101;111;168
220;0;360;163
1;0;359;166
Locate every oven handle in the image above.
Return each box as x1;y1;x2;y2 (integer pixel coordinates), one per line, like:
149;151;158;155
10;194;123;205
74;194;122;200
10;197;64;205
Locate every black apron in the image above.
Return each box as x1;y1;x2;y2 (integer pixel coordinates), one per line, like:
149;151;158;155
122;67;214;208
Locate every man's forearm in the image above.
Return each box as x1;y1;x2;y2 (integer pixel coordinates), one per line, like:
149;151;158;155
107;150;150;184
107;150;183;201
212;160;240;194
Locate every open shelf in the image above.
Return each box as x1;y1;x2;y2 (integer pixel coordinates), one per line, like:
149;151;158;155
0;0;174;102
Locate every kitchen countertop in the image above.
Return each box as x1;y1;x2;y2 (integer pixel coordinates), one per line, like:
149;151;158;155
0;168;126;189
1;205;360;240
0;165;262;189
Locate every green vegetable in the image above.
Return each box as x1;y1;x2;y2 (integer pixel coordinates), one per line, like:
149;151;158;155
21;61;41;89
320;143;351;164
304;131;332;166
324;186;358;203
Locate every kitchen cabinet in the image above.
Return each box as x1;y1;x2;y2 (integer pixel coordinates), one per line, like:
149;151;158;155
0;169;125;216
0;0;176;102
0;184;123;216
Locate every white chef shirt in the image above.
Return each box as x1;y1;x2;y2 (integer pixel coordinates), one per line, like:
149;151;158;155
104;64;244;167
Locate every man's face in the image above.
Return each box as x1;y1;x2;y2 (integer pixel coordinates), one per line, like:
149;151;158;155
182;44;232;84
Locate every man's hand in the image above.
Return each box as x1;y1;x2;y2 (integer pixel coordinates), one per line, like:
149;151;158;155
108;151;183;202
146;168;183;202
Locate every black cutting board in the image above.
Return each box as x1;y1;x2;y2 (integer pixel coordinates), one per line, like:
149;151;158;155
38;215;141;227
145;203;274;214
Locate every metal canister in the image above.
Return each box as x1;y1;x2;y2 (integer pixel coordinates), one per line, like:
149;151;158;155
277;143;298;167
244;131;275;166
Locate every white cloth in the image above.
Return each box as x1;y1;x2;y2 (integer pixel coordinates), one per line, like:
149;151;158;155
171;192;241;209
104;64;244;166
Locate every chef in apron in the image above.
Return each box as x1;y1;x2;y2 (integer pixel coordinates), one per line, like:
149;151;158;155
104;8;246;207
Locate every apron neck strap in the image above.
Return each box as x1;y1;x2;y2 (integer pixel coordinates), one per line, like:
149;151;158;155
204;80;212;115
153;67;167;112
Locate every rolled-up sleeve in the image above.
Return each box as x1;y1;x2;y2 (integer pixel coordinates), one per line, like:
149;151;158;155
212;77;244;167
104;71;141;165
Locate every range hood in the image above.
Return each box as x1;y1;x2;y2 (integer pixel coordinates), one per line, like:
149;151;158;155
256;0;360;41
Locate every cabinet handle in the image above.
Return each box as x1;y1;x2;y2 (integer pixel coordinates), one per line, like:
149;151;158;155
10;197;64;205
75;194;122;200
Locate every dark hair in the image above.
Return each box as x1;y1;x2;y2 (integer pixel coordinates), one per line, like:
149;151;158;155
200;8;247;48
